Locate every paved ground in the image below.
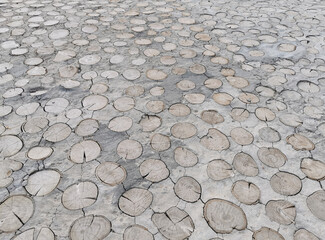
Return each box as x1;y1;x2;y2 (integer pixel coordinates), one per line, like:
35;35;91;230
1;0;325;239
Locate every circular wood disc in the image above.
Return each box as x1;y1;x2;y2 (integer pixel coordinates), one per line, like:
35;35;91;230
253;227;285;240
184;93;205;104
239;92;259;104
70;215;111;240
226;76;249;88
140;159;169;182
204;198;247;234
207;159;233;181
152;207;194;239
259;127;281;143
96;162;126;186
43;123;71;142
27;147;53;160
204;78;223;89
82;95;108;111
201;110;224;124
286;134;315;151
177;80;195;91
45;98;69;113
294;229;319;240
306;190;325;220
174;176;201;202
108;116;132;132
150;133;171;152
255;107;276;121
117;139;143;160
189;64;206;74
230;127;254;145
114;97;135;112
230;108;249;122
169;103;191;117
257;147;287;168
174;147;198;167
265;200;296;225
146;69;167;80
171;122;197;139
16;102;39;116
279;114;303;127
212;93;233;105
233;152;259;176
118;188;153;216
139;115;161;132
231;180;260;205
23;117;48;133
62;182;98;210
301;158;325;180
25;170;61;196
0;195;34;232
0;135;23;157
201;128;230;151
270;172;302;196
70;140;101;163
146;100;165;113
75;119;99;137
122;69;141;80
123;225;154;240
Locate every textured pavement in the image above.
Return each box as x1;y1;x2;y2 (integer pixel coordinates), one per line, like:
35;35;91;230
1;0;325;239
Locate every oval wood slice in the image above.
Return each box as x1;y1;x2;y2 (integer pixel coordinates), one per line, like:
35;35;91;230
204;198;247;234
117;139;143;160
44;98;69;113
146;69;167;80
150;133;171;152
27;147;53;161
207;159;233;181
174;176;201;202
184;93;205;104
239;92;259;104
257;147;287;168
123;225;154;240
16;102;39;116
171;122;197;139
201;110;224;124
118;188;153;216
0;195;34;232
152;206;194;240
174;147;198;167
96;162;126;186
146;100;165;113
108;116;132;132
75;119;99;137
306;190;325;220
169;103;191;117
231;180;260;205
294;229;319;240
0;135;23;157
265;200;296;225
37;227;55;240
212;93;233;105
43;123;71;142
23;117;48;133
177;80;195;91
230;127;254;145
230;108;249;122
286;134;315;151
233;152;258;176
301;158;325;180
258;127;281;143
70;140;101;163
62;182;98;210
140;159;169;182
200;128;230;151
139;115;161;132
255;107;276;121
25;170;60;196
70;215;111;240
82;95;108;111
114;97;135;112
253;227;285;240
226;76;249;88
270;172;302;196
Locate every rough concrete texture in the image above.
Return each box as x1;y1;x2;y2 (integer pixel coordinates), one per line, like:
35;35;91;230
0;0;325;239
